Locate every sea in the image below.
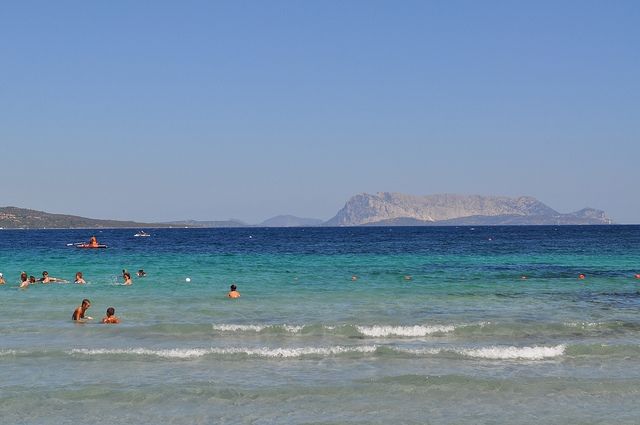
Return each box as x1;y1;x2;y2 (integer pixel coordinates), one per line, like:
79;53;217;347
1;225;639;424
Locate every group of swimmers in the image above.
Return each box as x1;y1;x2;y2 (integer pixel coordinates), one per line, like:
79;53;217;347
71;283;240;325
0;269;150;288
72;299;120;324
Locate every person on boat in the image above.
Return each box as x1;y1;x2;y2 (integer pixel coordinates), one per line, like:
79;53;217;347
101;307;120;324
0;273;5;285
39;271;67;283
19;272;29;288
74;272;86;284
122;271;133;285
72;299;93;321
227;284;240;298
88;236;99;247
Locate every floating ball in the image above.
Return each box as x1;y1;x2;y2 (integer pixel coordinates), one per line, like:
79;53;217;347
185;277;191;282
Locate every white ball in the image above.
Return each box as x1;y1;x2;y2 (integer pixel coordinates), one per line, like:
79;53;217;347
185;277;191;282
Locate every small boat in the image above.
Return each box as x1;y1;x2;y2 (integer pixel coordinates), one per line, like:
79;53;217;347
75;243;108;249
134;231;151;237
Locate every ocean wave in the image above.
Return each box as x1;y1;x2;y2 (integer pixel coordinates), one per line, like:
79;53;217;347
67;343;568;360
211;323;458;338
355;325;455;337
68;345;379;359
400;344;566;360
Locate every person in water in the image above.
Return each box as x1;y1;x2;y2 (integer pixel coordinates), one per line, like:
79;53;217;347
39;271;67;283
29;275;37;284
228;284;240;298
19;272;29;288
72;299;93;321
136;269;147;277
0;272;5;285
122;271;132;285
101;307;120;324
74;272;86;284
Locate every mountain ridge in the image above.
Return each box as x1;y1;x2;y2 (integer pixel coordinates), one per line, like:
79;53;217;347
325;193;611;226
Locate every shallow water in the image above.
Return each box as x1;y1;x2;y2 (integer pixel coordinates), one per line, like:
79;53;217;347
1;226;639;424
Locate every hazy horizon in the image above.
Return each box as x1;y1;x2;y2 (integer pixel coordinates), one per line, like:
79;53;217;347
2;1;639;223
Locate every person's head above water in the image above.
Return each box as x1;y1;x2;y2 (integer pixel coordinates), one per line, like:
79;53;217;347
106;307;115;316
230;284;237;291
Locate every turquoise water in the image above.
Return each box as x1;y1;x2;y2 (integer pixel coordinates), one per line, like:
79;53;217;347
1;226;639;424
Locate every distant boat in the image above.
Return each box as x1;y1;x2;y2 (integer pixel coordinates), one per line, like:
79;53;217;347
134;231;151;237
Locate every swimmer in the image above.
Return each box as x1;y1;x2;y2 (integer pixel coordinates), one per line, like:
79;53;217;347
136;269;147;277
101;307;120;324
228;284;240;298
29;275;37;284
74;272;86;284
122;271;132;285
635;274;640;279
0;273;4;285
404;275;412;281
578;273;586;280
19;272;29;288
39;271;68;283
72;299;93;321
351;275;358;281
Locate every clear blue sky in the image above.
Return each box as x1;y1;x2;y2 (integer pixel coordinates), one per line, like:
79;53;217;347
1;1;639;223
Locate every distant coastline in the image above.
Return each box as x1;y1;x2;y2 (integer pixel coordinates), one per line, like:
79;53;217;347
0;193;614;229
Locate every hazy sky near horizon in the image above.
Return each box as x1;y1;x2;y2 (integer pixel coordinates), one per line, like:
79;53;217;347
2;1;639;223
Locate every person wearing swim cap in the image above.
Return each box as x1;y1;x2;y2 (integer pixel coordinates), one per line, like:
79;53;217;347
0;273;5;285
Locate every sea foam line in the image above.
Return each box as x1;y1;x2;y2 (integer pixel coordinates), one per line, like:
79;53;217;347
355;325;455;337
211;324;304;333
211;323;458;337
401;344;566;360
69;346;378;359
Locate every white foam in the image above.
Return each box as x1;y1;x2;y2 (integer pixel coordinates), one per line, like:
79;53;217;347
211;324;304;333
212;324;265;332
399;344;566;360
457;345;566;360
69;345;378;359
356;325;455;337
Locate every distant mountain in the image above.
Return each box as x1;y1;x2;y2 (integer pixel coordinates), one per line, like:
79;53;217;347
0;207;163;229
325;193;612;226
162;219;249;228
259;215;323;227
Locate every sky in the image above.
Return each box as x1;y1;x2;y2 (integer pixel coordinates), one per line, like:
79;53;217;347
1;1;639;223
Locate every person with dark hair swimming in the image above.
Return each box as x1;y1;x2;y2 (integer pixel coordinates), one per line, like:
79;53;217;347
72;299;93;321
102;307;120;324
39;271;68;284
228;284;240;298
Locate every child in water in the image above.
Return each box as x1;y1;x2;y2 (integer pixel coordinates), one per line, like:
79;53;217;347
122;271;132;285
101;307;120;324
228;284;240;298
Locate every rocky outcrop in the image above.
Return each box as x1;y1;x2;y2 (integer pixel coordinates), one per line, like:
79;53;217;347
324;193;612;226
